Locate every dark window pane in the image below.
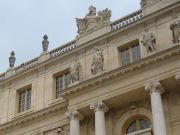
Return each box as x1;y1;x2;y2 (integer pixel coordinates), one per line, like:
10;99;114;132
26;89;31;110
121;48;130;66
65;73;71;89
126;121;136;134
132;45;141;62
56;76;63;98
140;119;149;129
19;91;25;112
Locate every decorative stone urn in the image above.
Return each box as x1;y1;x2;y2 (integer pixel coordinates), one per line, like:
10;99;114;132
42;34;49;52
9;51;16;68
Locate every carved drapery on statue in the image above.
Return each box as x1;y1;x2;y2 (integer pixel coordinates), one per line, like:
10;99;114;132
170;18;180;44
91;46;104;75
70;56;82;83
141;33;156;54
76;5;111;35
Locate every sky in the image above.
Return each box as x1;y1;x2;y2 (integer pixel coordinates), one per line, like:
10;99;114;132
0;0;140;73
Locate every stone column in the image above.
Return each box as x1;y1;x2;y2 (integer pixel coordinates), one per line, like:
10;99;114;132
145;81;167;135
90;101;108;135
66;110;83;135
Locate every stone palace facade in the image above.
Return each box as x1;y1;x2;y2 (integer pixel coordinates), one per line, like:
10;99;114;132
0;0;180;135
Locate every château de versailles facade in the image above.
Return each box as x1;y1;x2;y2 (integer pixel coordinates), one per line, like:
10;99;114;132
1;0;180;135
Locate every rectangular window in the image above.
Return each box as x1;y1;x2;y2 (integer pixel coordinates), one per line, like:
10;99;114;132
55;72;71;98
120;41;141;66
18;87;32;113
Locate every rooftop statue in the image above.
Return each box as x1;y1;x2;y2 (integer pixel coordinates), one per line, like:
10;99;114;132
9;51;16;68
42;34;49;53
76;6;111;35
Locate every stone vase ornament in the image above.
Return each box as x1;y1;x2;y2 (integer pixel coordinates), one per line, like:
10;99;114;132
9;51;16;68
42;34;49;52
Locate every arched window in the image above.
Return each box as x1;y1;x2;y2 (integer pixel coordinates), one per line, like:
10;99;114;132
123;116;151;134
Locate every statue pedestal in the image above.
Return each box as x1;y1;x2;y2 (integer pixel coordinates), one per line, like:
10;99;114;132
39;52;50;63
6;68;15;78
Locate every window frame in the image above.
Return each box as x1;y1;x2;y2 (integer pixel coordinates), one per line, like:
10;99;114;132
17;85;32;113
119;40;141;66
54;69;71;99
122;115;150;135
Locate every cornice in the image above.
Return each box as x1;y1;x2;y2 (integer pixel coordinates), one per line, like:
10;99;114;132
62;43;180;97
0;100;68;131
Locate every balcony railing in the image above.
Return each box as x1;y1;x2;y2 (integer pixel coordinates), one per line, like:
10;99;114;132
50;40;77;58
15;57;39;73
126;128;152;135
111;10;143;31
0;73;5;82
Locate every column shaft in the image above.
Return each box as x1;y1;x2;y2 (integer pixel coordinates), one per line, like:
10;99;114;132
95;111;106;135
90;101;108;135
151;91;166;135
70;118;80;135
145;81;167;135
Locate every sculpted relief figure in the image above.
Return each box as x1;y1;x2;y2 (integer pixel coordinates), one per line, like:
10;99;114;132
91;46;104;75
141;33;156;54
76;18;87;35
86;5;96;16
170;18;180;44
98;8;112;25
76;6;111;35
70;56;82;83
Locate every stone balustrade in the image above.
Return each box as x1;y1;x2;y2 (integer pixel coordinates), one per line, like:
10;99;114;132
111;10;143;31
15;57;39;73
50;40;77;58
0;73;5;82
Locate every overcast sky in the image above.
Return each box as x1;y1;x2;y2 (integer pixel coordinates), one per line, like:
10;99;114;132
0;0;140;73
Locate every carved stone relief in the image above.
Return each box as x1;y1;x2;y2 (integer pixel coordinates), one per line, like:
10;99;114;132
91;46;104;75
141;33;156;54
170;14;180;44
70;56;82;83
76;5;111;35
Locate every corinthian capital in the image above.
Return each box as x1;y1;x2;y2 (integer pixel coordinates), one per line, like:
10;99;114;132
145;80;164;94
90;101;109;112
65;110;83;121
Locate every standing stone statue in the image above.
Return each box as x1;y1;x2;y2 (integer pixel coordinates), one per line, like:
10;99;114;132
9;51;16;68
170;19;180;44
70;56;82;83
91;46;104;75
141;33;156;54
42;34;49;52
